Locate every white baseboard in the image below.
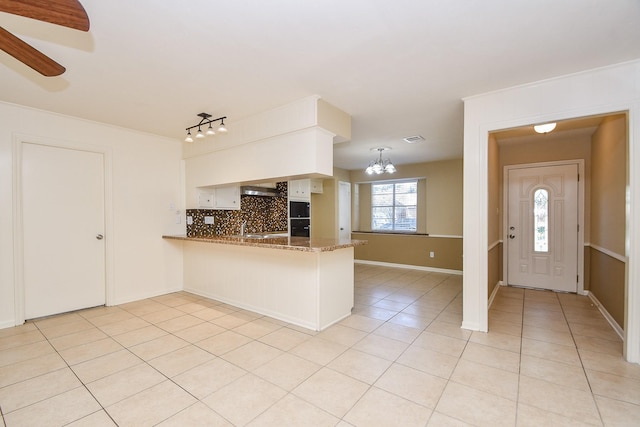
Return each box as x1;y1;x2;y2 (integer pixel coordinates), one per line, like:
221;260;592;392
111;286;183;306
354;259;463;275
488;281;503;309
461;320;483;332
0;319;18;330
586;291;624;340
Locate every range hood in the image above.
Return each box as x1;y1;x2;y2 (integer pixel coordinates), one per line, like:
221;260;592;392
240;186;282;197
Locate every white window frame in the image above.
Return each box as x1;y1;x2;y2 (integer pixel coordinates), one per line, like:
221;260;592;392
371;179;418;232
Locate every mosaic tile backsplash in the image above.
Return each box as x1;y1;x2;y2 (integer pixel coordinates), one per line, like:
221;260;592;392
186;182;288;237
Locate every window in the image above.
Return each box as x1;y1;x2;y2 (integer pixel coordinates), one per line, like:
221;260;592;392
372;180;417;232
533;188;549;252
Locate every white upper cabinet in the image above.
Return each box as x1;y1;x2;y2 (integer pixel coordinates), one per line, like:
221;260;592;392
288;179;311;201
310;179;323;194
289;179;323;201
214;185;240;210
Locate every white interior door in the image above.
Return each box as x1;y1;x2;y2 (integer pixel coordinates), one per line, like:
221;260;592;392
338;181;351;240
22;142;106;319
507;164;578;292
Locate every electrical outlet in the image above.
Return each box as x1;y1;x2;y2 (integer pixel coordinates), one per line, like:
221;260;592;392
186;216;193;225
429;251;435;258
204;216;214;225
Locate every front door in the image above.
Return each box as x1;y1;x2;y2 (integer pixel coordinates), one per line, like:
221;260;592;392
507;163;578;292
22;142;106;319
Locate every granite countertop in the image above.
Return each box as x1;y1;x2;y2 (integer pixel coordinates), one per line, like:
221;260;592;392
162;234;368;252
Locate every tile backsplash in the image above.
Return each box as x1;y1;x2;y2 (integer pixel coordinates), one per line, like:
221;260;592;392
186;182;288;237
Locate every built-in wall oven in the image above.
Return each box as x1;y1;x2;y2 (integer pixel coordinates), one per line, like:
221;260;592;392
289;201;310;218
289;201;310;237
290;218;310;237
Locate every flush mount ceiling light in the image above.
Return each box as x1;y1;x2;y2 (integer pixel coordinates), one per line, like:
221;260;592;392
365;147;396;175
533;122;557;134
184;112;228;142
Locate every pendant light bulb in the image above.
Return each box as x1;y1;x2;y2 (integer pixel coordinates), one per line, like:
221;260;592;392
217;119;228;133
195;127;205;139
205;124;216;136
184;130;194;143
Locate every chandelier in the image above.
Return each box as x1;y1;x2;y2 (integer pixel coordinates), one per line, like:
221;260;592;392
365;147;396;175
184;112;228;142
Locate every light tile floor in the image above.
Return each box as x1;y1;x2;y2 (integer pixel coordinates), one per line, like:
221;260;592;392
0;264;639;426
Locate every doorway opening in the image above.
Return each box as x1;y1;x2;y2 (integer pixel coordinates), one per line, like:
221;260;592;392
490;112;628;337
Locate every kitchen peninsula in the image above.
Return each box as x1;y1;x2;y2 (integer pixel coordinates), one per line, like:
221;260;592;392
163;235;367;331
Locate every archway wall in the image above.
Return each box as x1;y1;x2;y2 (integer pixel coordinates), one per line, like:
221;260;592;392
461;59;640;363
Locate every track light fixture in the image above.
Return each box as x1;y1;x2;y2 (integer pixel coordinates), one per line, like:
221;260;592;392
184;113;228;142
365;147;396;175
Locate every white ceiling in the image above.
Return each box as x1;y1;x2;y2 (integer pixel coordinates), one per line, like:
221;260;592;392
1;1;639;170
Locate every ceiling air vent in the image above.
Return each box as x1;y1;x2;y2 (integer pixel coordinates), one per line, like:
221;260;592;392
403;135;425;144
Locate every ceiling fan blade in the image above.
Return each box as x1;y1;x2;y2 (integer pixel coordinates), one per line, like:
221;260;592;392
0;26;65;76
0;0;89;31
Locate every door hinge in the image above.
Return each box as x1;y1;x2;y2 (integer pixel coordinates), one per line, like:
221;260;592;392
578;173;580;182
577;275;579;283
577;224;580;232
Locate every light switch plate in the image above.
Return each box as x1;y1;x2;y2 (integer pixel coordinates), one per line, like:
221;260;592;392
186;216;193;225
204;216;214;225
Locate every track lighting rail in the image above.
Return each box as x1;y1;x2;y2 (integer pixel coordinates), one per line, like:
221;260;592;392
184;112;227;142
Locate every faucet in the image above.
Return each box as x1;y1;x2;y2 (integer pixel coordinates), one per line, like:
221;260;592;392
240;220;247;236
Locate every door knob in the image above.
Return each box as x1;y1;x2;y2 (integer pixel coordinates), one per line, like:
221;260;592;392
509;234;516;239
96;234;104;240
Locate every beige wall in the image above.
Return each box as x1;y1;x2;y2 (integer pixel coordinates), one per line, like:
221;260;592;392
488;134;501;244
590;248;625;326
311;167;350;239
590;115;627;254
487;134;501;297
348;159;463;270
352;233;463;271
311;179;337;239
499;134;592;243
488;244;502;298
350;158;463;236
589;114;627;327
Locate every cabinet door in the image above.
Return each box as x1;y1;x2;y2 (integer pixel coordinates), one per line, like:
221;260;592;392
197;190;215;208
214;185;240;210
289;179;311;201
310;179;323;193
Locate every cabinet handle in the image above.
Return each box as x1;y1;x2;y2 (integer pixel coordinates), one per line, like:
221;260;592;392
96;234;104;240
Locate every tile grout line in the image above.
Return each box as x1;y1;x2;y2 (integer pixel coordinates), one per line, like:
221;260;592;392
557;292;606;426
30;319;120;426
513;286;526;427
